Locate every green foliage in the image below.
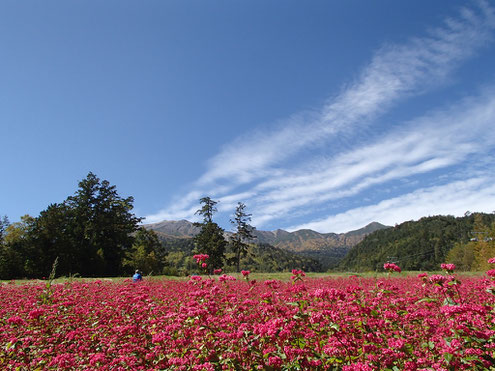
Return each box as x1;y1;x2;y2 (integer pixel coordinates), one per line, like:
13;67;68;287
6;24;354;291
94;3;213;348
0;216;36;278
193;197;227;272
31;203;75;277
0;173;143;279
194;196;218;224
123;228;164;275
446;214;495;271
152;232;322;274
228;243;322;273
38;257;59;305
470;214;495;270
445;242;475;271
229;202;256;272
194;221;227;272
65;172;142;276
338;213;495;272
300;248;350;271
0;215;9;240
154;236;197;276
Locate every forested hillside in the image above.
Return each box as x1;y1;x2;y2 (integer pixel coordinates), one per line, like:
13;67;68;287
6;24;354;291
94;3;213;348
147;220;388;270
339;213;495;271
158;236;322;276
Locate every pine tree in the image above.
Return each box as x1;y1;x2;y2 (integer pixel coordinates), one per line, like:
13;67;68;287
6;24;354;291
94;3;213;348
230;202;256;272
65;172;142;276
193;197;226;272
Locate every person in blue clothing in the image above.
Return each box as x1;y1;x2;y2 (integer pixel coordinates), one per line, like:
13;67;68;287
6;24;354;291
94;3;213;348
133;269;143;282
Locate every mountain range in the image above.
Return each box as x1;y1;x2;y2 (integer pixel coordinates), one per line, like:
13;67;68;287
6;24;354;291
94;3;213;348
144;220;389;268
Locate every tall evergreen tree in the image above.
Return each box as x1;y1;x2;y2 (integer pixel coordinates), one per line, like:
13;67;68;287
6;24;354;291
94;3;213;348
195;197;218;224
229;202;256;272
32;203;75;276
193;197;226;272
65;172;142;276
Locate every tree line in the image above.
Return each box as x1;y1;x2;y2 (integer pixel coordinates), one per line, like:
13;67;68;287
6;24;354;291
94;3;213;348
0;173;149;278
0;173;266;279
338;213;495;272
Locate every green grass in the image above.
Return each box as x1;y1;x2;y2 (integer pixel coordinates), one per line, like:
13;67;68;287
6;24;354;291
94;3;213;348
1;270;487;285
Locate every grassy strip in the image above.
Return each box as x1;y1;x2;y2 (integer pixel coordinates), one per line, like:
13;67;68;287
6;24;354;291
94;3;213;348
1;270;487;285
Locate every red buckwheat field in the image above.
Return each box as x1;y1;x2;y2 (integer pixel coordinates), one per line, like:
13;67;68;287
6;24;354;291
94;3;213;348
2;265;495;370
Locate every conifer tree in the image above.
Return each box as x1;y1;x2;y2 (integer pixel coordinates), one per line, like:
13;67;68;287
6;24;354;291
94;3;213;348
193;197;226;272
230;202;256;272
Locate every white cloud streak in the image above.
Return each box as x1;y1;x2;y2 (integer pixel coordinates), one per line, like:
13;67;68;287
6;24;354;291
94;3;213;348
291;177;495;233
199;1;495;187
147;1;495;231
249;88;495;225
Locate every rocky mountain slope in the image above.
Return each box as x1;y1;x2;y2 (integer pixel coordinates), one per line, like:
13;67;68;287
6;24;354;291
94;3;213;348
145;220;389;268
253;222;387;252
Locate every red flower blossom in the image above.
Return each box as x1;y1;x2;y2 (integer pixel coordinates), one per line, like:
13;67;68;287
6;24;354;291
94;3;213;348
1;273;493;369
384;263;401;273
440;263;456;272
193;254;209;263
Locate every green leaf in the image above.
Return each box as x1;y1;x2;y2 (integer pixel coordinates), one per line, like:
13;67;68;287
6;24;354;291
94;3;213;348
415;297;437;304
442;297;457;306
329;323;340;331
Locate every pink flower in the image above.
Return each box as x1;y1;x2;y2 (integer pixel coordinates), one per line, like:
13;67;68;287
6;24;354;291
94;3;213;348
28;308;44;320
384;262;401;273
193;254;209;263
218;274;236;282
486;269;495;277
3;269;495;369
440;263;456;272
213;269;222;275
488;257;495;264
7;316;25;326
267;356;283;367
291;269;305;276
201;262;207;268
241;270;250;277
429;274;446;284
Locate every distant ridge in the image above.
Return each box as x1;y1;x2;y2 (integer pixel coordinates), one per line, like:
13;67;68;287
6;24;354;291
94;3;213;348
253;222;388;253
144;220;389;268
145;219;201;238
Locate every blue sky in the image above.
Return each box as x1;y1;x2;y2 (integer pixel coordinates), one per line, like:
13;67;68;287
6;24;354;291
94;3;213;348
2;0;495;233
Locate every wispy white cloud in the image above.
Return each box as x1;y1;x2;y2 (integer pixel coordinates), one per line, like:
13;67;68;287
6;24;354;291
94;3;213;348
198;0;495;187
290;177;495;233
249;88;495;226
146;1;495;231
144;190;202;223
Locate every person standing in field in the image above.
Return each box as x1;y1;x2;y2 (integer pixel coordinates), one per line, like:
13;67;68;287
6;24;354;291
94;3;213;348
133;269;143;282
